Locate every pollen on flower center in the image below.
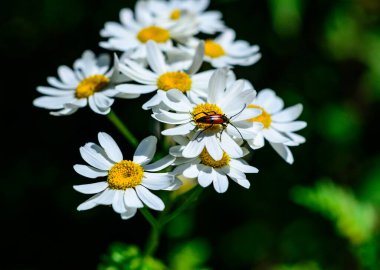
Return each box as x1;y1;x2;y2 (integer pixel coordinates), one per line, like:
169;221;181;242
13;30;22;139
107;160;144;190
192;103;224;132
157;71;192;92
75;74;109;99
247;105;272;128
170;9;181;20
204;40;225;58
137;26;170;43
200;148;230;168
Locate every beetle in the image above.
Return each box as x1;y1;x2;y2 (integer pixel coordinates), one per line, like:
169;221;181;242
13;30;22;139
191;104;246;141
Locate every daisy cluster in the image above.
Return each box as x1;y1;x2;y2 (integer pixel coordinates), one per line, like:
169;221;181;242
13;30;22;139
33;0;307;220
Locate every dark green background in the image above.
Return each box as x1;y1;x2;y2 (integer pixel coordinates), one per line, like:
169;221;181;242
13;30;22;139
1;0;380;269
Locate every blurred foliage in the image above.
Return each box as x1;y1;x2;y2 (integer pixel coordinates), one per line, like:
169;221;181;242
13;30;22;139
168;239;211;270
292;179;377;246
272;261;321;270
98;243;166;270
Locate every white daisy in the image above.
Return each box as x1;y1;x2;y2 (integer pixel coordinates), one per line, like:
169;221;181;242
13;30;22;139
146;0;226;34
152;68;264;161
178;29;261;68
33;50;156;116
73;132;180;220
117;40;215;109
246;88;307;164
99;1;199;60
170;135;258;193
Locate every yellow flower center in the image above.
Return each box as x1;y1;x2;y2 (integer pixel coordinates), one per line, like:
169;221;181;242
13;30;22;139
192;103;224;132
200;148;230;168
170;9;181;20
157;71;192;92
247;105;272;128
204;40;225;58
75;74;109;99
107;160;144;190
137;26;170;43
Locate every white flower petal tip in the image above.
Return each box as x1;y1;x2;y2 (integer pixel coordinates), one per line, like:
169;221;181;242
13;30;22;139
133;136;158;165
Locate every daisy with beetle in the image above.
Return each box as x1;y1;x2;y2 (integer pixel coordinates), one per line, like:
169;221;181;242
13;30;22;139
152;68;264;161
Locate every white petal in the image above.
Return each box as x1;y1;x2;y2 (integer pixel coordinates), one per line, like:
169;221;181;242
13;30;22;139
88;95;110;115
141;172;174;190
135;185;165;211
247;133;265;149
152;110;191;124
183;164;200;178
142;93;162;110
47;76;76;89
163;178;183;191
205;136;223;161
77;193;101;211
272;104;303;122
36;86;74;96
73;164;108;178
112;190;127;213
96;188;116;205
229;159;259;173
219;132;243;158
98;132;123;163
213;169;229;193
269;142;294;164
186;40;204;75
208;68;228;103
124;188;144;208
143;155;175;172
262;128;290;143
120;208;138;220
33;96;75;110
79;143;114;170
58;65;78;85
271;121;307;132
116;84;157;94
133;136;157;165
182;132;206;158
198;166;213;187
163;89;193;112
147;40;168;74
162;122;195;136
73;182;108;194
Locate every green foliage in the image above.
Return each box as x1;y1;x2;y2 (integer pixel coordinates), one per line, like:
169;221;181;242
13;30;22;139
269;0;303;37
272;261;321;270
98;243;167;270
318;104;360;145
292;180;377;245
359;157;380;207
168;239;211;270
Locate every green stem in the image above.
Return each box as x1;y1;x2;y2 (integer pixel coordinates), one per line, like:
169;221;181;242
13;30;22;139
142;187;203;259
144;224;162;257
161;186;203;226
139;207;158;228
107;110;138;147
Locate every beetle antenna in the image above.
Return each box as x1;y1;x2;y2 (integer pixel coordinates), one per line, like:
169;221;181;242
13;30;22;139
230;103;246;120
228;122;244;141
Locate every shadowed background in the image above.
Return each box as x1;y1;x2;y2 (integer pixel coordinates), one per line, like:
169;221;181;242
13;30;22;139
1;0;380;269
